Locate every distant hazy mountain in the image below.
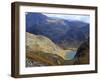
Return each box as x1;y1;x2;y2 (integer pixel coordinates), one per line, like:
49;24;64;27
26;13;89;49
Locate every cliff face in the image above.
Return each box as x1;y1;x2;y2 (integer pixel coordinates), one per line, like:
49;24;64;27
26;32;65;59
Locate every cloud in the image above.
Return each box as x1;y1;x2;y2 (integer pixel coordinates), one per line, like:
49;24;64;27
43;13;90;23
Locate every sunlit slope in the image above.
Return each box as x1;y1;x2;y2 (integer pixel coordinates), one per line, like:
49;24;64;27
26;32;65;59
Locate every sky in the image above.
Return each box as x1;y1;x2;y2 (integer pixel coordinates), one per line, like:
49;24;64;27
43;13;90;23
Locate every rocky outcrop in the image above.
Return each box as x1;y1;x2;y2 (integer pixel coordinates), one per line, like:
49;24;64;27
73;40;89;64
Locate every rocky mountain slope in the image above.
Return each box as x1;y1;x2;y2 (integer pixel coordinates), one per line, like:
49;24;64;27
26;32;66;66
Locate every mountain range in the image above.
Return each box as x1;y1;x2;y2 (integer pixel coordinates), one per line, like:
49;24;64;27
26;13;89;49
